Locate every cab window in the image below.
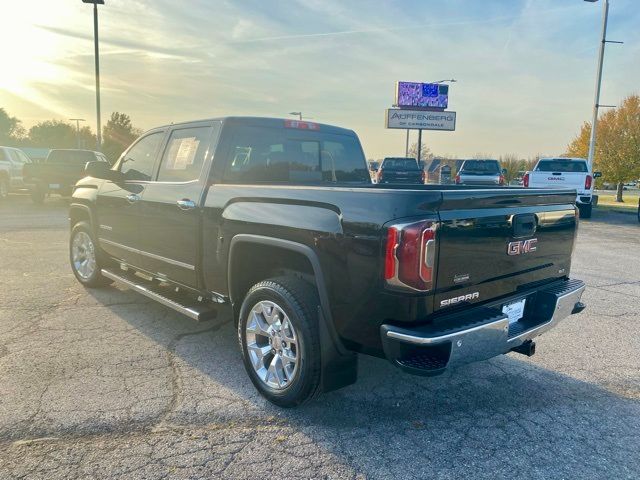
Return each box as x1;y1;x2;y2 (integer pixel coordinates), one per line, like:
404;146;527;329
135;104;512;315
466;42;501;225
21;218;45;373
157;126;213;182
119;132;164;181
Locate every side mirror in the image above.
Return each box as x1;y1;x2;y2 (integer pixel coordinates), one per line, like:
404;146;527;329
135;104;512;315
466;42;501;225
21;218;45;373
85;161;120;181
501;168;507;175
593;171;602;178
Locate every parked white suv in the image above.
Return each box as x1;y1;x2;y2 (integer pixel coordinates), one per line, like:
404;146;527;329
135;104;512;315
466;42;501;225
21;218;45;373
0;146;32;200
523;157;600;218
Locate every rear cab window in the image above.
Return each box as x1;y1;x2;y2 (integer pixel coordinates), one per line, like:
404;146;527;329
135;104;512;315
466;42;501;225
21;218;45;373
46;150;97;165
222;124;369;184
381;158;419;170
460;160;501;174
535;159;588;173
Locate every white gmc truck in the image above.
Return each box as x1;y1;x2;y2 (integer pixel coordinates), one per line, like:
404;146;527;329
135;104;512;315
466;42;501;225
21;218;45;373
523;157;600;218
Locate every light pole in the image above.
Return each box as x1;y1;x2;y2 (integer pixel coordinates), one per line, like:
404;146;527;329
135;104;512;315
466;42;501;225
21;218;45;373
584;0;622;171
289;111;303;121
82;0;104;152
69;118;85;149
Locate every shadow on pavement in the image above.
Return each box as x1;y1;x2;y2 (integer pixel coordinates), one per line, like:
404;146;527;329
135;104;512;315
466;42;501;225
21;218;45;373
87;286;640;479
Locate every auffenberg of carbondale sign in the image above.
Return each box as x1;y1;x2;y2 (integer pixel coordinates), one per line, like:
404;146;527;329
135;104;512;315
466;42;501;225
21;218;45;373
385;109;456;131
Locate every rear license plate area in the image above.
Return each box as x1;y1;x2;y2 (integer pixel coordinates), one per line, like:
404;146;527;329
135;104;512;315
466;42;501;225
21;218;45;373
502;298;526;324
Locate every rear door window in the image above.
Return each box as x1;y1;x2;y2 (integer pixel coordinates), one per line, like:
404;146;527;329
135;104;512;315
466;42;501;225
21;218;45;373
535;160;588;172
157;126;214;182
223;126;368;184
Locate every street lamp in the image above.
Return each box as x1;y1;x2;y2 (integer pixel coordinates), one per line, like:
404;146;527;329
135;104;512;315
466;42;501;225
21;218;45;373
289;111;303;121
82;0;104;152
583;0;622;171
69;118;86;149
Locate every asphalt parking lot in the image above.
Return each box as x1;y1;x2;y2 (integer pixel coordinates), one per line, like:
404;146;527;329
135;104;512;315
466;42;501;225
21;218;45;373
0;194;638;480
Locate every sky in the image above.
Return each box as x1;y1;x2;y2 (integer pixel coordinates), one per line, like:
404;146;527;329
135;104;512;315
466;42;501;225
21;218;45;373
1;0;638;159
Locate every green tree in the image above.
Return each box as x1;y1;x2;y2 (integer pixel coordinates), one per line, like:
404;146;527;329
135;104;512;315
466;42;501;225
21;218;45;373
28;120;77;148
0;108;26;145
102;112;142;163
408;142;433;162
499;153;525;184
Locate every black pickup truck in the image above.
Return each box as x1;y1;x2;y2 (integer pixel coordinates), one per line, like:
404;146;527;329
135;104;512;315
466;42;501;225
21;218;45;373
69;117;586;407
375;157;424;184
23;149;109;203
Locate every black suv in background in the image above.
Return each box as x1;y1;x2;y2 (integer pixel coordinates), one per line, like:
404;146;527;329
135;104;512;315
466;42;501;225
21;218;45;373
375;157;424;184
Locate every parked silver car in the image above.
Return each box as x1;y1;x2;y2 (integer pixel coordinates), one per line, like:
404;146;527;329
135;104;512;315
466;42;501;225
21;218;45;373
0;146;32;199
455;159;505;186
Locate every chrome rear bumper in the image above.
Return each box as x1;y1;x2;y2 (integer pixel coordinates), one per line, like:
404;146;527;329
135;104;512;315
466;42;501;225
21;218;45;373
380;279;585;375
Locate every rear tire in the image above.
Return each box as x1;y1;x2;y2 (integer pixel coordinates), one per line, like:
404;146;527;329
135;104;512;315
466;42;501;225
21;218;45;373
238;276;322;407
579;203;592;219
30;184;45;204
69;221;113;288
0;176;8;200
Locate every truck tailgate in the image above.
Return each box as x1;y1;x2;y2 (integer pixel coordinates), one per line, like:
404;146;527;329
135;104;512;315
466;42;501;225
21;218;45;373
529;171;587;193
433;188;577;313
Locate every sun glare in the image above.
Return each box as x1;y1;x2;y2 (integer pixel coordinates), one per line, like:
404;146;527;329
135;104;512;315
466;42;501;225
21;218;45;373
0;2;84;114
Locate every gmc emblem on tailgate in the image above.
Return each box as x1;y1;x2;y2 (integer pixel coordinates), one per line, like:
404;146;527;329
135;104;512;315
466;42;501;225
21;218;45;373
508;238;538;256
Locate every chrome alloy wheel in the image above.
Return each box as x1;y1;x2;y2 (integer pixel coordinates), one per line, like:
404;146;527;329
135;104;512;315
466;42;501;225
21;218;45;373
71;231;97;280
245;300;299;390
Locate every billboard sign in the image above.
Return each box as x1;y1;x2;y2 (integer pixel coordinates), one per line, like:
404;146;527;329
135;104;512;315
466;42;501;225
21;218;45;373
386;109;456;131
396;81;449;109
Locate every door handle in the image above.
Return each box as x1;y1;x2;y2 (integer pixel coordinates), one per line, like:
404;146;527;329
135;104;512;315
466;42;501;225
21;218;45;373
126;193;140;203
176;199;196;210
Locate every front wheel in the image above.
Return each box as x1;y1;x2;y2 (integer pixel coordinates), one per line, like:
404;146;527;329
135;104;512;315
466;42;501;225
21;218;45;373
69;221;113;288
238;277;322;407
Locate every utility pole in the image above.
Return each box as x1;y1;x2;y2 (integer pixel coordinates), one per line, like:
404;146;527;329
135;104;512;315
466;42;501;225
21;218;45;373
69;118;85;149
585;0;622;171
405;130;409;157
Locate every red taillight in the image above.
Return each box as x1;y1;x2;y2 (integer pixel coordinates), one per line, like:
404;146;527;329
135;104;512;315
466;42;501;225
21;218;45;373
284;119;320;130
499;174;505;185
384;221;437;291
384;227;398;280
523;173;530;187
585;174;592;190
377;170;383;182
455;174;461;184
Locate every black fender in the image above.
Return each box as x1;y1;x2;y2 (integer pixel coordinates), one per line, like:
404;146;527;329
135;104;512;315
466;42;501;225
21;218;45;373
68;203;96;234
228;234;357;392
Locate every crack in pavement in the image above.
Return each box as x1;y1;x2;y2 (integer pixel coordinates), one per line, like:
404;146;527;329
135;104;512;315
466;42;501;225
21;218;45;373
156;318;234;429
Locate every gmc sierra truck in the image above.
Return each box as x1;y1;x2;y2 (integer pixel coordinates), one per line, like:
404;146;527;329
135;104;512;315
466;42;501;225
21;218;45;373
523;157;600;218
69;117;586;407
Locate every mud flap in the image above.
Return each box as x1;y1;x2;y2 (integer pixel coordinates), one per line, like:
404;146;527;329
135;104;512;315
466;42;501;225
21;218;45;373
318;306;358;393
